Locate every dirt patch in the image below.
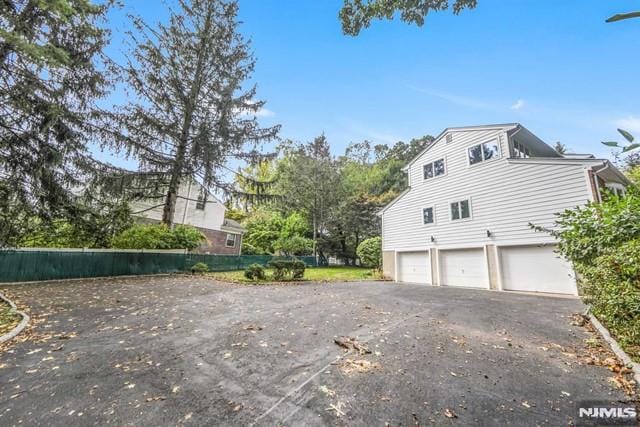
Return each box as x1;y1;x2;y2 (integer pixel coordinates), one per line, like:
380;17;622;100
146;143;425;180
0;300;20;336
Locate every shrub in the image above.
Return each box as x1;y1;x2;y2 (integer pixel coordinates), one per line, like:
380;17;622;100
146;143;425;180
576;240;640;361
356;236;382;269
541;190;640;361
191;262;209;274
267;259;306;281
111;224;204;250
244;263;266;281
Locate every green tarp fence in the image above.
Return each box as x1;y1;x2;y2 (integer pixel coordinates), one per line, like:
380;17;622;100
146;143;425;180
0;250;317;283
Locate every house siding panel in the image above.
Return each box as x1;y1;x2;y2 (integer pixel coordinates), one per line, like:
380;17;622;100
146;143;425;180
382;128;592;251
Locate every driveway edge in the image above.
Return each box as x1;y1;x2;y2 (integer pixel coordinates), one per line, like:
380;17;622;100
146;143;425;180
588;312;640;386
0;292;30;343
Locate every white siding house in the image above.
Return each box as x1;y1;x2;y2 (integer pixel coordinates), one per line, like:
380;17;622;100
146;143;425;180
380;123;630;295
131;180;246;254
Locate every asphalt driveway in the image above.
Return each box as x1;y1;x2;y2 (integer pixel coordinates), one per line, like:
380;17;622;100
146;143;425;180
0;276;634;425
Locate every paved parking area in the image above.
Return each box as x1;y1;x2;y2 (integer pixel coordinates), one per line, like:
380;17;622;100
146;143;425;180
0;276;633;425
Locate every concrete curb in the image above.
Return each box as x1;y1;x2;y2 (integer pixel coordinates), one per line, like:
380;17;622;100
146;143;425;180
0;292;30;343
587;312;640;386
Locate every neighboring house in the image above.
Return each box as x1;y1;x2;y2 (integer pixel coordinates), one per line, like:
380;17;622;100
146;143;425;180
131;180;246;254
379;123;630;295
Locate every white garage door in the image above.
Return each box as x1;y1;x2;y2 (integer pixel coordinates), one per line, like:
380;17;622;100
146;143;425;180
440;248;488;289
500;245;577;295
397;251;430;284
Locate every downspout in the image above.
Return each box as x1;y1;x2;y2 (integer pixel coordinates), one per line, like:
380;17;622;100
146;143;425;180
593;161;610;202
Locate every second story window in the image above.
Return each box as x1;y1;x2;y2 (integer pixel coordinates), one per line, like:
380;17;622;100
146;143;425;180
423;159;445;180
196;190;206;210
468;140;500;165
450;199;471;221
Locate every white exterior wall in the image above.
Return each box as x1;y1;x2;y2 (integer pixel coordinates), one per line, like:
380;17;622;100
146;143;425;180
382;128;593;251
131;182;227;231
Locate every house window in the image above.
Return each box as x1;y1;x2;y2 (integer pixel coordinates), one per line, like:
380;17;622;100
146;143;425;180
226;233;237;248
196;190;206;210
423;159;446;180
513;140;531;158
450;199;471;221
422;207;435;225
468;140;500;165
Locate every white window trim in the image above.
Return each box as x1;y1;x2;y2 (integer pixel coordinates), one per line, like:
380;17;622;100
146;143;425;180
225;233;237;248
423;157;447;181
448;197;473;222
605;183;626;197
421;206;436;226
466;139;501;167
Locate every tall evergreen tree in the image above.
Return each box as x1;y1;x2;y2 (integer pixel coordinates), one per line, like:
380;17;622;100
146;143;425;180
110;0;279;226
0;0;119;247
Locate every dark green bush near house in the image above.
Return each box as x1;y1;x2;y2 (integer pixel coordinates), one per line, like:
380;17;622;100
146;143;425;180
576;240;640;361
540;189;640;361
191;262;209;274
356;236;382;269
244;263;266;281
111;224;204;250
268;259;306;281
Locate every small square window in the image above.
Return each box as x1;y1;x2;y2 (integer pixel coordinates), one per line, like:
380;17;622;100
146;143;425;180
423;207;434;225
226;233;237;247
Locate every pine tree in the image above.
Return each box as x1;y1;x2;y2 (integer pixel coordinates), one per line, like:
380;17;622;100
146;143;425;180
0;0;119;247
110;0;279;226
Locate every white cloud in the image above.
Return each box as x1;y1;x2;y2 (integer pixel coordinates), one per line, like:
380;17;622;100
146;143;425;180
614;115;640;133
510;99;526;111
254;107;276;118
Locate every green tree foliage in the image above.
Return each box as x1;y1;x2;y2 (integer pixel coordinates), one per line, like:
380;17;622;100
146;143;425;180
340;1;638;36
274;235;314;256
356;236;382;269
19;201;132;248
110;0;279;226
340;0;477;35
111;223;204;250
276;135;339;257
602;128;640;153
241;210;310;255
0;0;131;247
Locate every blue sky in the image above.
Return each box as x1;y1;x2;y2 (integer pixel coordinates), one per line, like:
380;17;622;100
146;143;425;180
100;0;640;167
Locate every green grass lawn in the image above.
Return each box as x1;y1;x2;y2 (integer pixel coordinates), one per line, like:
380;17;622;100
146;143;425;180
208;266;378;283
0;301;20;336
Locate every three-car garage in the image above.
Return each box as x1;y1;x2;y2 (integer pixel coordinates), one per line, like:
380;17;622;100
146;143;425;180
394;245;577;295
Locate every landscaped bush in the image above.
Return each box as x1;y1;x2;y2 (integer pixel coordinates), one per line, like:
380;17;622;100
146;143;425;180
356;236;382;269
111;224;204;250
244;263;266;281
267;259;306;281
191;262;209;274
542;189;640;361
576;240;640;361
